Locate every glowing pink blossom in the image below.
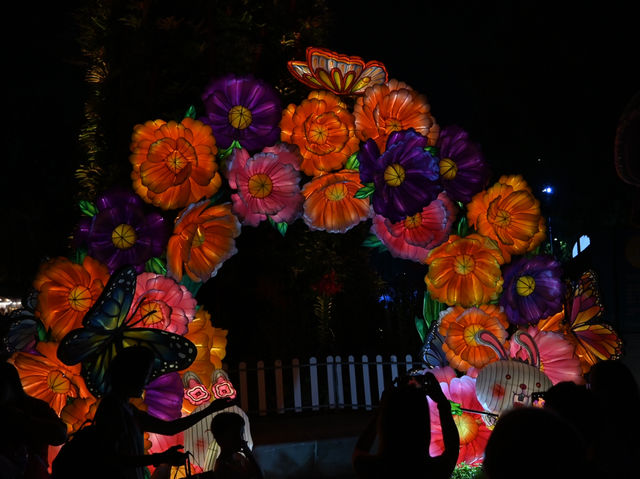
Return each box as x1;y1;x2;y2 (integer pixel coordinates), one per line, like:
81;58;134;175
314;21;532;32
371;192;457;262
131;272;196;335
228;144;303;226
510;326;584;385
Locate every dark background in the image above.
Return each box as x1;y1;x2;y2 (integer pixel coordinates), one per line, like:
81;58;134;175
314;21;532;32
3;0;638;361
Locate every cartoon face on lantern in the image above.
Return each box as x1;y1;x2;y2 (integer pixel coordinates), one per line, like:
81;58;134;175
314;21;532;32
474;330;552;415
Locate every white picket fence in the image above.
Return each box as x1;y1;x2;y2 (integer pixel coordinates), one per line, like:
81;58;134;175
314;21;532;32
225;354;418;416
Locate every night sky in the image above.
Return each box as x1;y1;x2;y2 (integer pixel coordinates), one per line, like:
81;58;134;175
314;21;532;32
2;2;638;356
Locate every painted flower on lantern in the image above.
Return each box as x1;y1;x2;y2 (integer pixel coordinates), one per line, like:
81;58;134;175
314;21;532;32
466;175;546;262
143;372;184;421
130;118;221;210
358;129;442;222
75;189;167;273
301;170;372;233
510;326;584;385
436;125;490;203
500;255;564;325
129;272;196;335
354;79;439;151
228;144;303;227
184;373;211;407
11;342;91;415
167;201;241;283
200;74;282;151
371;192;457;262
33;256;110;341
438;304;510;371
425;234;505;307
60;397;99;434
211;375;236;399
287;46;388;95
280;90;359;176
428;370;492;465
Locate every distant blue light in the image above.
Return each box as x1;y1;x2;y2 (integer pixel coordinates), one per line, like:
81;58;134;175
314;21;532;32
542;186;554;195
378;294;392;303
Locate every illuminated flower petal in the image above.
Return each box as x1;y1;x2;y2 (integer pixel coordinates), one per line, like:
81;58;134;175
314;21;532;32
34;256;110;341
425;234;504;307
60;397;99;434
280;90;359;176
11;342;91;414
354;79;439;151
130;118;221;210
228;144;303;227
200;74;282;151
75;189;167;273
144;372;184;421
167;201;241;283
371;192;457;262
129;273;196;335
359;129;442;222
510;326;584;385
438;305;509;371
287;46;388;95
501;255;564;325
467;175;546;262
436;126;490;203
428;373;492;465
301;170;372;233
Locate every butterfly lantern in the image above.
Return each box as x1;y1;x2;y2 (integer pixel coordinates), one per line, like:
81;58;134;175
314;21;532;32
474;330;552;416
57;266;197;397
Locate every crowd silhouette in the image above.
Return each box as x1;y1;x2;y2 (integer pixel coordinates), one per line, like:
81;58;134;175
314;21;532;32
2;351;639;478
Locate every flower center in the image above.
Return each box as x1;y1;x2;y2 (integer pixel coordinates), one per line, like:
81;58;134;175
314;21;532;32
453;414;480;445
228;105;252;130
324;183;348;201
463;324;484;347
454;254;475;275
308;123;329;145
516;275;536;296
439;158;458;180
67;286;93;312
192;225;207;248
111;224;137;249
248;173;273;199
384;163;406;187
165;150;188;173
404;212;422;229
386;118;402;133
47;370;71;395
494;209;511;227
140;301;164;325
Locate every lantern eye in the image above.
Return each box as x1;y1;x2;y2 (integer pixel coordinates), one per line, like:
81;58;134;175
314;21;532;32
536;382;541;388
505;374;511;380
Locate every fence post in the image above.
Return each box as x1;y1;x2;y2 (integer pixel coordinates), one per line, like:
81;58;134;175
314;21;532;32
405;354;413;372
326;356;336;409
375;355;385;401
257;360;266;416
361;355;372;410
335;355;345;409
238;362;249;412
274;359;284;414
348;355;358;410
310;357;319;411
390;355;399;384
292;358;302;412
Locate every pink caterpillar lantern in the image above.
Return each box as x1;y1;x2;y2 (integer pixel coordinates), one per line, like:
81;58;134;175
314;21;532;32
474;330;552;416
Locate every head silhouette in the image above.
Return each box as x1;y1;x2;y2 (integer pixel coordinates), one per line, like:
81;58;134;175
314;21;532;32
378;384;431;455
105;346;155;398
211;412;246;452
0;361;26;404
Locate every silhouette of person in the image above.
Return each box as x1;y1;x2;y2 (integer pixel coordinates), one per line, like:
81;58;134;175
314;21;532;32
587;359;640;479
0;361;67;479
89;346;235;479
352;371;460;479
482;406;589;479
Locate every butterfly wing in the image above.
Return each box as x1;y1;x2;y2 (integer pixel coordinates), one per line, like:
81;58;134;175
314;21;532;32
565;270;623;372
83;266;137;330
421;320;448;369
